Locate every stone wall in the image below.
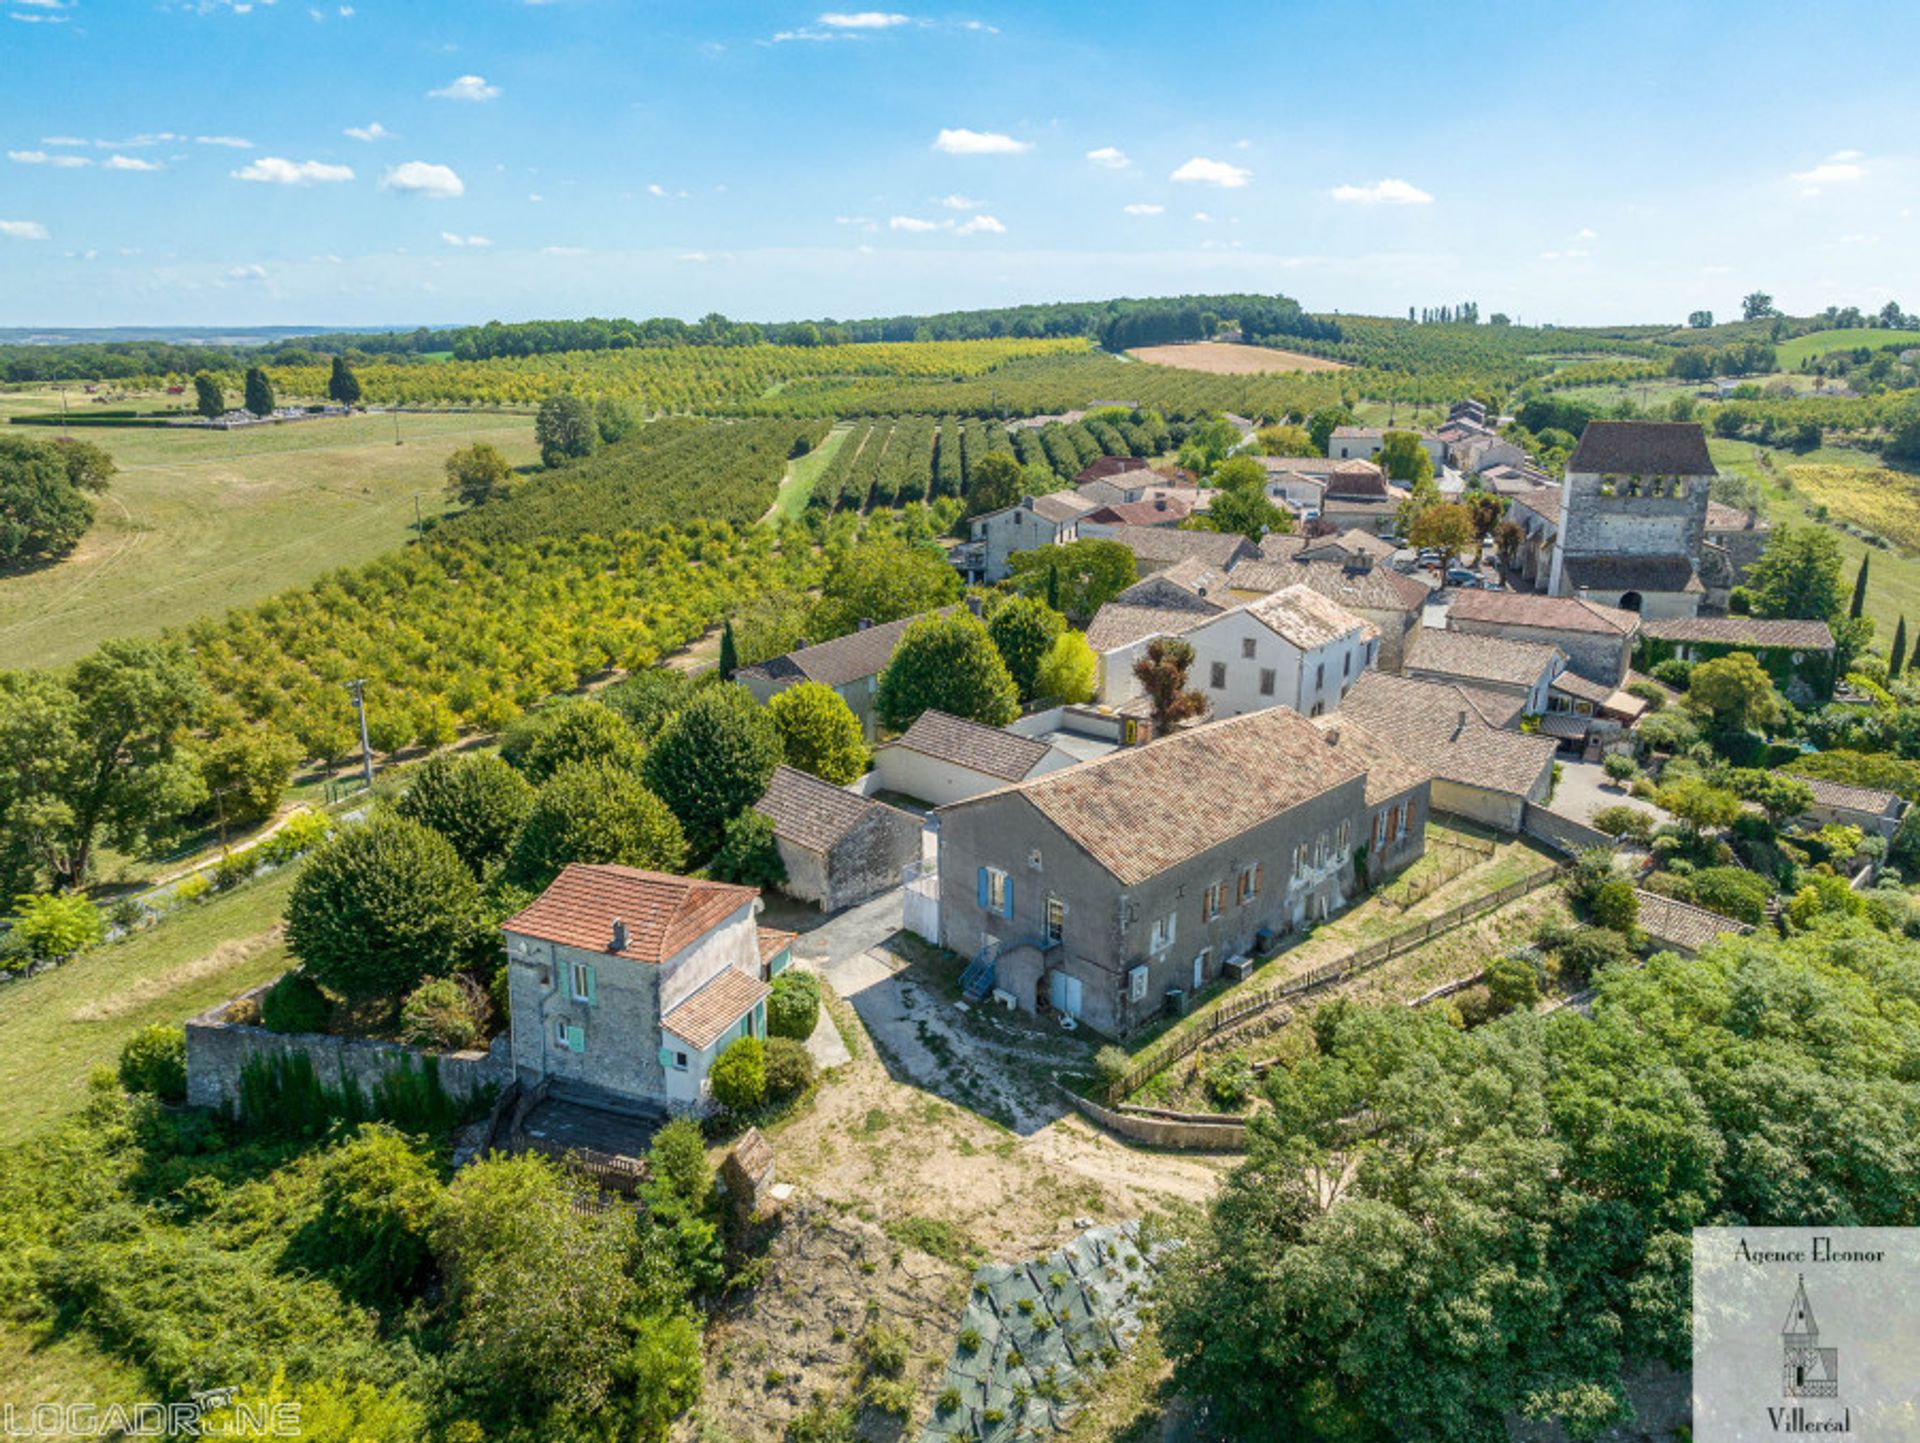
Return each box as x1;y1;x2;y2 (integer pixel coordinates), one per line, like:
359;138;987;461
1521;803;1613;856
1061;1084;1247;1149
185;981;511;1114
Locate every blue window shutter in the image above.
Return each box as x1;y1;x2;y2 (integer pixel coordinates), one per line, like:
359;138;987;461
977;867;989;909
1004;877;1015;919
584;964;597;1005
657;1045;673;1068
567;1025;584;1053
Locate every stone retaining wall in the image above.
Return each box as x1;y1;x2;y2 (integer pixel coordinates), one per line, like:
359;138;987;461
1059;1083;1246;1149
184;981;512;1114
1522;803;1613;856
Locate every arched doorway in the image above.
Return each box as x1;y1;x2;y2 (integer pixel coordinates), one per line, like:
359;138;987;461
1618;590;1643;613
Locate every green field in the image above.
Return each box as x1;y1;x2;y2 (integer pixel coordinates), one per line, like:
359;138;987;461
769;420;852;521
0;393;536;668
1775;327;1920;368
0;866;296;1143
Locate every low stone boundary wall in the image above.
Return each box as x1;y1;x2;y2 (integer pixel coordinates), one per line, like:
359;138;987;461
1522;803;1613;856
185;981;511;1114
1059;1082;1246;1150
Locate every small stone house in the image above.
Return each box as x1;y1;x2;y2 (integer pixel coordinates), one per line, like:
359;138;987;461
963;492;1100;584
503;866;783;1115
1633;616;1836;706
1405;628;1564;716
737;610;946;742
1446;588;1640;688
872;708;1080;807
1084;571;1230;707
935;707;1430;1036
754;764;923;913
1795;775;1908;841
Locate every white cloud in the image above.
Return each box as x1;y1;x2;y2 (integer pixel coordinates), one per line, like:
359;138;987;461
1085;146;1130;170
429;74;500;101
541;244;588;255
818;10;908;25
344;121;391;142
889;215;941;232
528;192;543;202
1122;202;1163;216
226;263;267;281
1191;211;1212;222
104;154;164;171
9;8;72;21
95;133;181;148
41;136;87;146
647;182;667;197
1329;177;1432;205
1790;150;1866;193
1170;156;1250;187
932;127;1030;155
889;213;1004;235
195;134;254;148
937;193;981;209
1539;248;1590;261
381;160;463;197
9;149;90;167
1575;226;1597;240
0;219;49;240
955;213;1003;234
441;232;491;247
232;155;354;184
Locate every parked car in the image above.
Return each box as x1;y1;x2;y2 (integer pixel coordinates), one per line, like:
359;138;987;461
1445;567;1482;587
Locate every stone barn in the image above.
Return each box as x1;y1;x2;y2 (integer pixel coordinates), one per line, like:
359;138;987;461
753;765;923;913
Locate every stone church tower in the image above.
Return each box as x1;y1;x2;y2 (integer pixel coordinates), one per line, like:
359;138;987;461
1548;421;1717;618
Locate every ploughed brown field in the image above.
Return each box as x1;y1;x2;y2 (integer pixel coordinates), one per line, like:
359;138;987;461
1127;339;1349;374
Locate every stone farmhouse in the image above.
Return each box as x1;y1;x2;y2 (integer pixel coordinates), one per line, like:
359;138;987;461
1317;463;1410;536
754;765;923;913
1796;776;1909;841
738;610;949;742
1403;628;1564;718
1226;553;1428;673
1445;588;1641;687
503;865;793;1116
958;492;1101;584
934;707;1431;1035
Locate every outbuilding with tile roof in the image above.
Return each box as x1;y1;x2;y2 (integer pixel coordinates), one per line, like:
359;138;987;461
871;708;1082;807
754;765;925;913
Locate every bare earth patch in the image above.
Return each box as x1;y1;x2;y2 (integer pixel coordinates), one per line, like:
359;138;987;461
1127;340;1347;375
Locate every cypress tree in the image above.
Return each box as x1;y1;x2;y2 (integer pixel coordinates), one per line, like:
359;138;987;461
717;619;738;682
1045;560;1060;612
327;355;362;407
1849;555;1869;620
243;366;275;418
1910;627;1920;676
1891;616;1908;680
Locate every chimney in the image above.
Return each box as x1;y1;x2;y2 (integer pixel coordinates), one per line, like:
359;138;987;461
610;919;628;953
1455;709;1468;737
1323;726;1340;745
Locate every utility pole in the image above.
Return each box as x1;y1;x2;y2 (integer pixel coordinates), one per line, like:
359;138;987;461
413;493;423;535
346;679;375;789
393;408;402;447
60;388;70;439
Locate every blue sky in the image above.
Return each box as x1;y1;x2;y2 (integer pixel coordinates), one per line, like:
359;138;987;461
2;0;1915;328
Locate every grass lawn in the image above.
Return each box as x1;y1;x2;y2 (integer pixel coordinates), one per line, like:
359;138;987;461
0;1317;152;1416
0;866;298;1144
1775;328;1920;368
1710;437;1920;641
0;400;536;668
768;421;851;522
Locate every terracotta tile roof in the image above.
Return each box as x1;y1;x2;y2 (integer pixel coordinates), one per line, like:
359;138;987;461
1230;557;1429;614
1562;555;1703;595
944;707;1368;885
1447;589;1639;636
1634;890;1751;954
1508;487;1563;526
1082;495;1193;527
1638;616;1834;650
1550;669;1614;704
1028;491;1102;524
1704;500;1770;532
1309;714;1432;805
1236;584;1376;649
755;765;907;855
756;927;797;965
1797;775;1903;816
504;865;757;964
1085;597;1218;652
1074;455;1150;483
737;609;948;690
889;709;1053;782
1567;420;1715;476
662;967;771;1050
1257;533;1309;562
1101;524;1258;570
1340;673;1558;798
1407;629;1563;690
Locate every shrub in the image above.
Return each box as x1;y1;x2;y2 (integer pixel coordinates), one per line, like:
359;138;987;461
1690;866;1774;925
1650;658;1693;690
395;752;536;875
1592;805;1655;841
262;970;333;1034
286;814;485;1002
9;892;105;961
1482;954;1541;1015
767;969;821;1040
268;808;332;861
1093;1044;1130;1091
211;850;258;893
763;1037;816;1099
1625;680;1667;711
1602;752;1639;786
1557;928;1634;985
1202;1052;1255;1110
857;1321;910;1379
291;1124;445;1310
117;1024;186;1101
196;724;300;829
399;975;486;1051
706;809;786;889
766;681;868;784
708;1035;766;1111
1590;879;1640;934
865;1379;914;1417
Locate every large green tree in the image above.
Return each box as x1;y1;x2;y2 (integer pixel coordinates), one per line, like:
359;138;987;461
533;392;599;468
243;366;276;418
810;537;961;639
1192;454;1290;541
1745;525;1844;621
194;723;299;831
327;355;363;407
506;761;688;891
964;451;1052;517
192;371;225;419
285;812;485;1001
1007;538;1138;620
1377;429;1434;484
1034;630;1098;704
766;681;868;784
986;594;1066;701
395;751;536;875
444;442;513;508
516;700;647;784
874;612;1019;732
642;684;782;860
0;433;114;564
1685;652;1781;734
0;637;207;892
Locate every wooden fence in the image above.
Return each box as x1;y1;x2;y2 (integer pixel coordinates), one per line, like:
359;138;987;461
1108;863;1563;1103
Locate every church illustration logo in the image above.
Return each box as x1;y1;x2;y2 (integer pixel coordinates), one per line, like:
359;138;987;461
1779;1274;1839;1400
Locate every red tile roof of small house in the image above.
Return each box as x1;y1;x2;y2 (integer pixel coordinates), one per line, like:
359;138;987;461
662;967;772;1050
504;865;757;964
